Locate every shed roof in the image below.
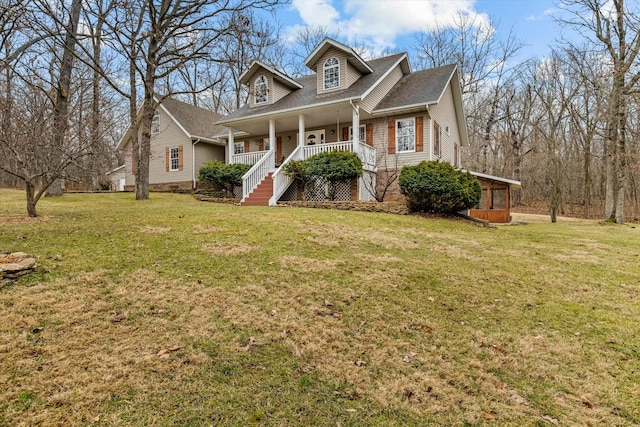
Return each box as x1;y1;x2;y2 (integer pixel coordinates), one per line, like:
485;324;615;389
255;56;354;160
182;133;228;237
469;171;522;188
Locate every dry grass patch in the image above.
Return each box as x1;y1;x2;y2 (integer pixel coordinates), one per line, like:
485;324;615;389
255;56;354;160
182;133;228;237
1;191;639;425
0;269;230;425
202;242;255;256
0;216;56;224
139;225;171;234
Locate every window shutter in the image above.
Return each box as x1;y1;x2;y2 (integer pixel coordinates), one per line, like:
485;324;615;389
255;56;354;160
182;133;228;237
258;140;264;151
366;124;373;146
387;120;395;154
178;145;183;171
415;116;423;152
165;147;170;172
244;141;250;153
342;127;348;142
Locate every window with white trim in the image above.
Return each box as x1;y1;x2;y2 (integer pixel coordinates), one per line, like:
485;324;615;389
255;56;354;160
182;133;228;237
254;75;268;104
323;57;340;90
262;138;270;151
234;142;244;154
169;146;179;171
151;110;160;133
349;125;366;143
433;121;441;157
396;118;415;152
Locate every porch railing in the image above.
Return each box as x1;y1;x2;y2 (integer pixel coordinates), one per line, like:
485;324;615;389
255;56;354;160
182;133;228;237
269;145;303;206
232;150;268;165
241;149;275;202
358;142;376;170
301;140;376;170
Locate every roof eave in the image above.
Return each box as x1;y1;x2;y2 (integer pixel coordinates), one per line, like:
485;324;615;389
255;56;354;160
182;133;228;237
216;96;363;126
467;171;522;188
304;38;373;74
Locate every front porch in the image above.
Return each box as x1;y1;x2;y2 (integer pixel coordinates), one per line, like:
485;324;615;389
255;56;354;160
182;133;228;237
230;136;376;206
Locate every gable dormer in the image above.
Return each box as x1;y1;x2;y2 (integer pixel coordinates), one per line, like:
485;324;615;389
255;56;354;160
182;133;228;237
240;61;303;108
305;38;373;95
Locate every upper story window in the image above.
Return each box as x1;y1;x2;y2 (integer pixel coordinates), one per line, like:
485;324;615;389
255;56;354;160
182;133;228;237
151;110;160;133
254;75;268;104
234;142;244;154
396;118;415;152
323;57;340;90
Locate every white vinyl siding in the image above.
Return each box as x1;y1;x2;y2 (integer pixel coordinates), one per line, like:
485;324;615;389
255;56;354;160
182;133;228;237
195;143;225;168
428;83;461;165
147;107;192;184
369;115;429;171
272;80;292;103
360;65;403;111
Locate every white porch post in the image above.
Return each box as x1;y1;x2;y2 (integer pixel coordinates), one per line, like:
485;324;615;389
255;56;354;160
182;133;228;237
269;119;276;169
269;119;276;151
227;127;234;164
351;102;360;155
298;114;305;148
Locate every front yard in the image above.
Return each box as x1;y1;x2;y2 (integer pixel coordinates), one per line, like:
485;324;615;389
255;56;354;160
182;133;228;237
0;190;638;425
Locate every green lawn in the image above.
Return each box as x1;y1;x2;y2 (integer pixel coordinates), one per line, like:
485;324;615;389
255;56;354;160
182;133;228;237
1;189;639;426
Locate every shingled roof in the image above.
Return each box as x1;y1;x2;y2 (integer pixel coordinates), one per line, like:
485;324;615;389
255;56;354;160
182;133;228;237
218;53;407;124
373;64;457;113
161;97;225;140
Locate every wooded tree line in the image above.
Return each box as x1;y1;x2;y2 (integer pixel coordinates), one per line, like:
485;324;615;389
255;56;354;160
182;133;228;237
1;0;638;222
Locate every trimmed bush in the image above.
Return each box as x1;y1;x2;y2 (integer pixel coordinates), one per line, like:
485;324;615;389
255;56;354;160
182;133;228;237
198;160;250;197
283;151;363;201
399;161;481;213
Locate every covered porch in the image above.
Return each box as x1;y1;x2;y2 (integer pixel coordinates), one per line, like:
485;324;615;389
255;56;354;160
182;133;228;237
222;101;377;205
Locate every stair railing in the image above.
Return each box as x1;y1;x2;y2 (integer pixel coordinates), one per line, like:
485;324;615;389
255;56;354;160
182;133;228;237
241;149;275;202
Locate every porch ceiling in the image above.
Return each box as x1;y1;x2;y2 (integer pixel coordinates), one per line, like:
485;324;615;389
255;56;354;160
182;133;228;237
223;102;373;136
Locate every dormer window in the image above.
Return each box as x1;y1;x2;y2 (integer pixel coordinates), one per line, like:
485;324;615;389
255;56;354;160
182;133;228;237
323;57;340;90
254;75;268;104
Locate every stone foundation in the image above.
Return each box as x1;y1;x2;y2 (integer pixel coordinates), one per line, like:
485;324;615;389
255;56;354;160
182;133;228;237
278;200;409;215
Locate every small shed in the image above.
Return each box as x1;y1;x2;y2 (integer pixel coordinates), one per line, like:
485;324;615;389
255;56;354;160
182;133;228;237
106;165;126;191
467;171;521;223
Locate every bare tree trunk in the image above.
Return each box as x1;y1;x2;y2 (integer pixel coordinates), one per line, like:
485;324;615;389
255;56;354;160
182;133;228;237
46;0;82;197
604;117;617;221
26;180;37;217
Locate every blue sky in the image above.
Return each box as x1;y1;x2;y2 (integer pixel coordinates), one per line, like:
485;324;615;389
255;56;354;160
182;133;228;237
277;0;563;60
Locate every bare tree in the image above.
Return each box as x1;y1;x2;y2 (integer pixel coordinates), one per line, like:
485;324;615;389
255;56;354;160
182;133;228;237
94;0;280;200
559;0;640;223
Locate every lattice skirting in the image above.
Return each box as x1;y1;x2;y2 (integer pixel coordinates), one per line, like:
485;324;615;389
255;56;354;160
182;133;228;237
278;178;356;202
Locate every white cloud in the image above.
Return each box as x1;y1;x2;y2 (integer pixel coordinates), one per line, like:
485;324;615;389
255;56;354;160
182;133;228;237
291;0;340;27
288;0;491;56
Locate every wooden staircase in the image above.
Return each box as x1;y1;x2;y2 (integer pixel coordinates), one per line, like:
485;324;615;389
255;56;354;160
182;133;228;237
240;173;273;206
